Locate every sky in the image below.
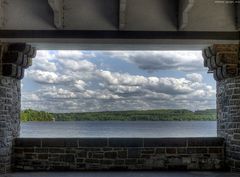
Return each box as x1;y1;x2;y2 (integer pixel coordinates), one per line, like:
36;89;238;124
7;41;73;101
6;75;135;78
21;50;216;113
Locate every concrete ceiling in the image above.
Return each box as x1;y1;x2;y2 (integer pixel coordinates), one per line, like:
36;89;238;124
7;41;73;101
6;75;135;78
0;0;239;50
0;0;238;31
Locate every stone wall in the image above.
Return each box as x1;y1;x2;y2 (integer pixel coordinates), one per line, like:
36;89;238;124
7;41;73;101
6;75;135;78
14;137;225;171
217;76;240;172
0;77;21;174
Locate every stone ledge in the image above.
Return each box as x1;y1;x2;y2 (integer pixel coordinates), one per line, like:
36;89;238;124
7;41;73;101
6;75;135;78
109;138;143;147
144;138;187;147
15;138;41;147
15;137;224;148
188;137;224;147
13;137;225;171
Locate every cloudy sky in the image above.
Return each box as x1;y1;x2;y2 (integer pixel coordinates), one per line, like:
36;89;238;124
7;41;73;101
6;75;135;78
21;50;216;113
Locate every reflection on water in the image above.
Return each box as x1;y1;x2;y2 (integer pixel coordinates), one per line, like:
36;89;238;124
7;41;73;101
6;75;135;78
20;121;217;138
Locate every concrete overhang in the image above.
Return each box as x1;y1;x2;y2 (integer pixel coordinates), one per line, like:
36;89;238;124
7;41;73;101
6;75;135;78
0;30;238;50
0;0;238;50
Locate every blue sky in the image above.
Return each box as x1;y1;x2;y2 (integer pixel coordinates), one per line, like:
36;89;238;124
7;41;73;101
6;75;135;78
21;50;216;113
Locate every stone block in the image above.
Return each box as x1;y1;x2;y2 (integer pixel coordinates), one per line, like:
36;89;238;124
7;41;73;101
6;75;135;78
77;151;87;158
177;148;187;154
128;148;141;158
144;138;187;147
0;148;9;156
15;138;41;147
24;154;37;160
188;138;224;147
208;148;223;154
187;148;207;154
64;139;78;147
34;148;48;154
23;148;35;153
0;88;7;98
125;159;137;165
0;129;6;137
141;150;154;155
42;138;65;147
92;153;104;159
49;148;65;153
235;160;240;168
100;159;113;165
114;160;125;165
38;154;48;160
109;138;143;147
117;150;127;158
166;148;177;154
85;159;99;164
233;134;240;140
64;154;75;162
230;152;240;160
104;151;117;159
78;138;107;147
156;148;165;154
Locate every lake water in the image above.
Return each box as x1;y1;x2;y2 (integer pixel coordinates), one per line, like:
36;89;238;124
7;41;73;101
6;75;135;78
20;121;217;138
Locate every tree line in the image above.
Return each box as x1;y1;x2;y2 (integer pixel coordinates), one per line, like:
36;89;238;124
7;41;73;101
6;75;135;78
20;109;216;122
21;109;54;121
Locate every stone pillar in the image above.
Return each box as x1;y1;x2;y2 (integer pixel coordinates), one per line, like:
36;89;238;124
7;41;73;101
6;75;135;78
0;43;36;174
203;44;240;172
0;77;21;173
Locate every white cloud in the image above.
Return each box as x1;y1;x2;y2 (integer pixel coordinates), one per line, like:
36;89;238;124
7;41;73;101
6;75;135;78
103;51;203;72
55;51;95;60
40;86;77;99
22;50;216;112
32;50;57;72
58;59;96;72
186;73;203;82
74;80;87;91
96;70;148;86
97;70;195;95
35;50;55;60
27;70;71;84
22;93;40;102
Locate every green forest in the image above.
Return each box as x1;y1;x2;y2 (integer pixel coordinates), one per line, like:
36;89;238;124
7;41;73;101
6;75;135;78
21;109;54;121
20;109;216;122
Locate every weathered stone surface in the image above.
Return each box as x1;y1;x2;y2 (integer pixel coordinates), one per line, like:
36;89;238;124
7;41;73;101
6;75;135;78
0;43;36;174
217;76;240;172
109;138;143;147
203;44;239;81
204;44;240;172
144;138;187;147
0;77;21;174
13;138;224;171
78;138;108;147
15;138;41;147
188;137;224;147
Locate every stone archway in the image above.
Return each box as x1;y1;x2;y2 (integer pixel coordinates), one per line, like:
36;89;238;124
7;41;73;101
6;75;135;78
0;43;240;173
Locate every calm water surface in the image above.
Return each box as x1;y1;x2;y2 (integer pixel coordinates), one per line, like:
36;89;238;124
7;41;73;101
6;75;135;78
20;121;217;138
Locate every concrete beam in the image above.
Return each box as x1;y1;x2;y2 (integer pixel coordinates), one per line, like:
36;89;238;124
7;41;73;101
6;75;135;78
0;0;6;28
236;2;240;30
48;0;64;29
119;0;127;30
0;30;238;50
178;0;194;30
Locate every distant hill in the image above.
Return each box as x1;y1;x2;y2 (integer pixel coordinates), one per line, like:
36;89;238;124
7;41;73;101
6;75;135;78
21;109;216;122
21;109;54;122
